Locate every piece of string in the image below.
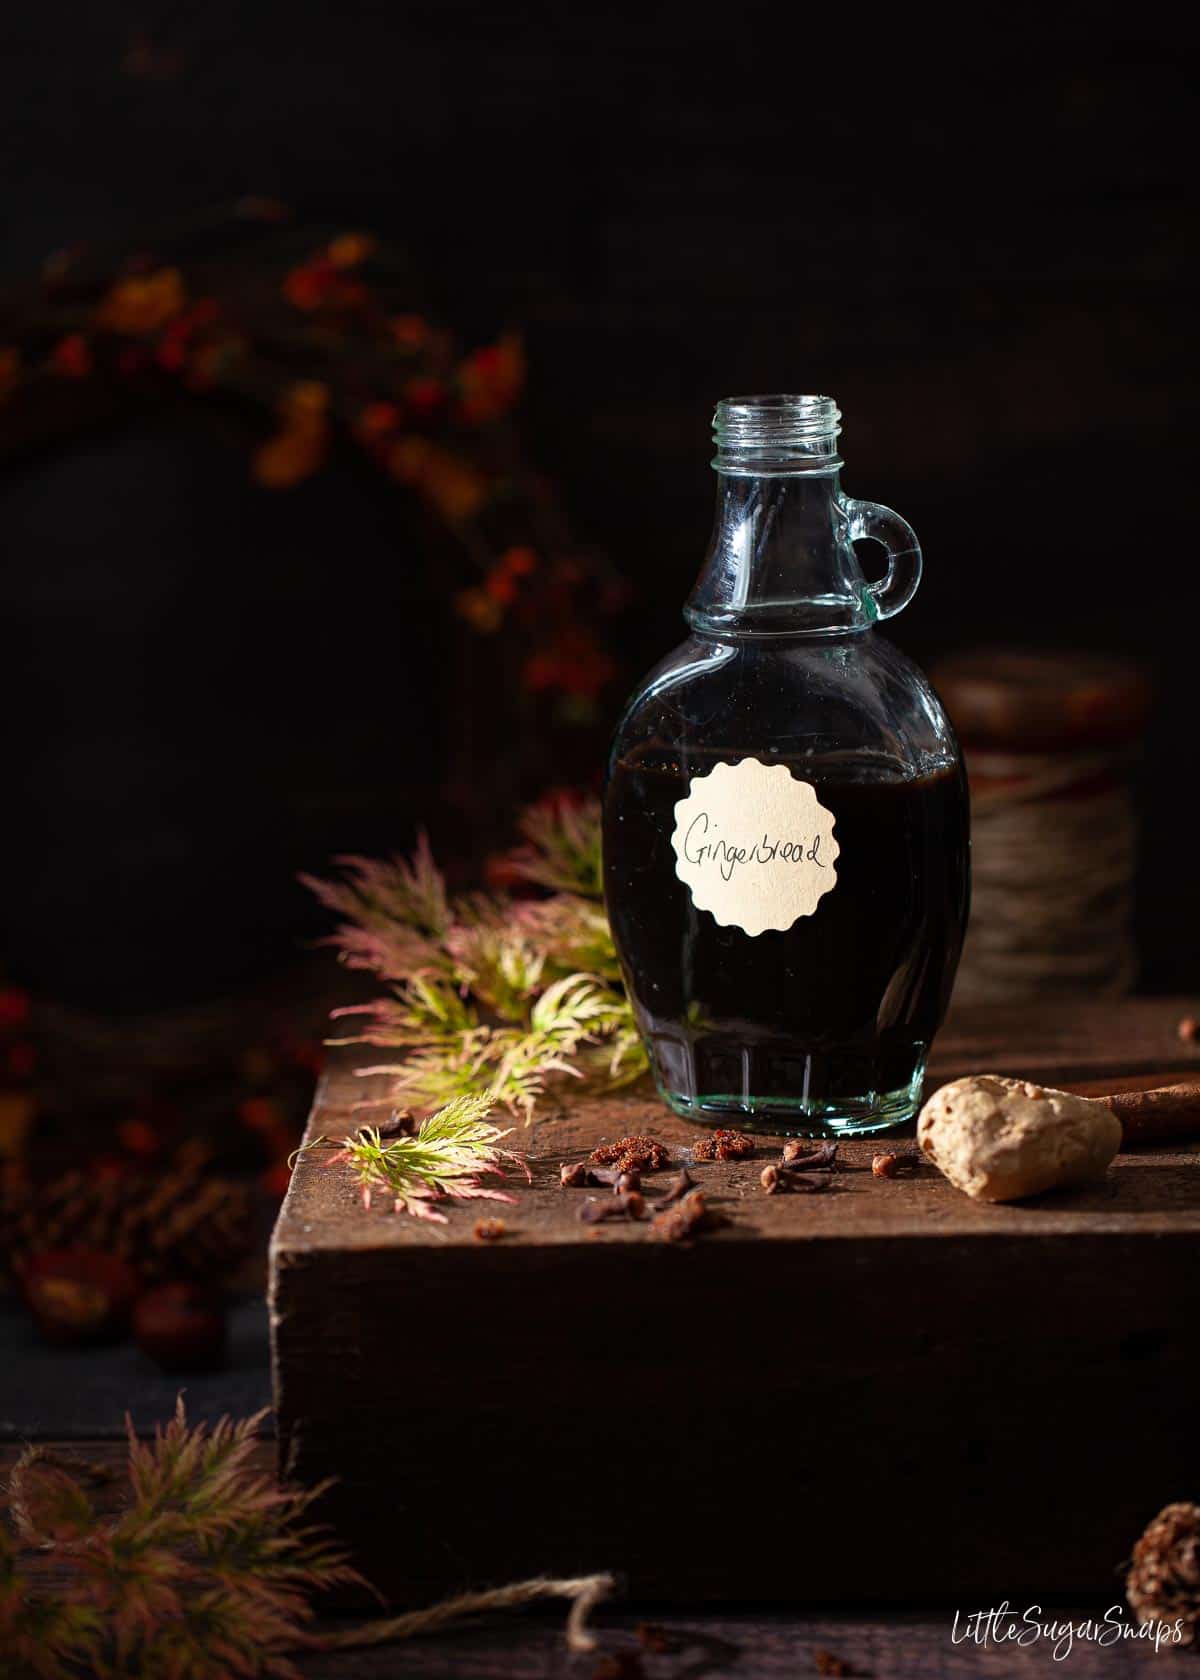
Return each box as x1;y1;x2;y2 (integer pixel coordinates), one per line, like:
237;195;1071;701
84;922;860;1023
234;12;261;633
308;1570;617;1654
954;747;1138;1006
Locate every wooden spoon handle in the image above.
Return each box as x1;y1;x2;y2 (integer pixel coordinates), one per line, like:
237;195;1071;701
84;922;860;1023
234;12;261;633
1100;1084;1200;1145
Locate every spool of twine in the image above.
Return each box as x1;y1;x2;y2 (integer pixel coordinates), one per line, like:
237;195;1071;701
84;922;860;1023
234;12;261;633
933;650;1150;1006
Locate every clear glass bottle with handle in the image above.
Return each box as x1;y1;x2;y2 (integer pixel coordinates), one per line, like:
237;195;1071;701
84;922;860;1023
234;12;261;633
602;394;970;1136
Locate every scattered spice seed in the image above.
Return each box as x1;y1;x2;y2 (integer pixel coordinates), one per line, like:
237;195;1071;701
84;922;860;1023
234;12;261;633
589;1135;671;1173
579;1190;645;1224
692;1128;755;1161
656;1167;696;1206
592;1652;647;1680
1177;1016;1199;1044
781;1140;838;1170
637;1623;680;1653
473;1218;507;1241
814;1651;852;1677
652;1187;711;1241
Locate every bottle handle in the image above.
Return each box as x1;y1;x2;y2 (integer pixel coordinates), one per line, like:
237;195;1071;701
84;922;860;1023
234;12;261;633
845;498;923;622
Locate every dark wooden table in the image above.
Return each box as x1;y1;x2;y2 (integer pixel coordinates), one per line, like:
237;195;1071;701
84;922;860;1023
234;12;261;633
9;998;1200;1677
283;1605;1200;1676
2;1457;1192;1680
3;1432;1194;1679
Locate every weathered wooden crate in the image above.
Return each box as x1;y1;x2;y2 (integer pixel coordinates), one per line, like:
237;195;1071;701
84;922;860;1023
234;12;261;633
270;998;1200;1606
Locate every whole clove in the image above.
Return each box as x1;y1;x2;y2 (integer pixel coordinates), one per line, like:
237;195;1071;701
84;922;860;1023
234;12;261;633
589;1135;671;1173
761;1165;831;1195
579;1190;646;1224
589;1164;642;1191
872;1151;919;1179
360;1109;415;1142
692;1128;755;1161
656;1167;696;1207
560;1161;642;1191
652;1187;712;1240
781;1140;838;1170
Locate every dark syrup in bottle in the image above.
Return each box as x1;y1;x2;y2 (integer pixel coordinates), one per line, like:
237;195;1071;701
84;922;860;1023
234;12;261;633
604;743;968;1132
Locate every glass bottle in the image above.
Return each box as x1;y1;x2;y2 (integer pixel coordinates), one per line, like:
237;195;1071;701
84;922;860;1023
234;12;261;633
602;395;970;1136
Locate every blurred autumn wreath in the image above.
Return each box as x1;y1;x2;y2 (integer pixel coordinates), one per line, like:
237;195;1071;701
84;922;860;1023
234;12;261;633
0;198;625;730
0;201;635;1318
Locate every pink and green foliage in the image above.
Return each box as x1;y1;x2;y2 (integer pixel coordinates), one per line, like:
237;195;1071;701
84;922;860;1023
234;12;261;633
313;1092;528;1222
302;798;647;1120
0;1400;362;1679
503;797;605;897
300;832;450;983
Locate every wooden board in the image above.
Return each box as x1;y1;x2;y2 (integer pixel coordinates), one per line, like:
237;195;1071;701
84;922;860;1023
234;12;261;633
270;997;1200;1609
931;995;1200;1088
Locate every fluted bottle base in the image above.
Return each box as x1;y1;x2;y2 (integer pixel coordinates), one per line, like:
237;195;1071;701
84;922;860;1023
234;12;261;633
647;1034;927;1138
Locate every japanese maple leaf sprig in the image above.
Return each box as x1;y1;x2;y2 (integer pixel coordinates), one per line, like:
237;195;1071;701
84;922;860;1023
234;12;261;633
302;799;649;1121
310;1094;527;1222
0;1399;362;1680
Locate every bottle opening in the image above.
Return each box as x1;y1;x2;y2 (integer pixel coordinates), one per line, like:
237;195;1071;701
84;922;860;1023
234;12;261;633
713;393;843;475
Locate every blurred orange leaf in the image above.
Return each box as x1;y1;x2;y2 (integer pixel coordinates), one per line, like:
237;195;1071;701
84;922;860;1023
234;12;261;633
253;422;326;488
328;232;375;269
388;437;487;522
390;314;431;349
456;332;524;424
95;267;185;335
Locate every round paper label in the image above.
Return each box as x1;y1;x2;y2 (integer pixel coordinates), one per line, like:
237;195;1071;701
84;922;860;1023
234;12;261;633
670;758;839;935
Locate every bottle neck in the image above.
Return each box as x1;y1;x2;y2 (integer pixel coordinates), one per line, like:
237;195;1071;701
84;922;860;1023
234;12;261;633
686;394;876;639
686;468;875;639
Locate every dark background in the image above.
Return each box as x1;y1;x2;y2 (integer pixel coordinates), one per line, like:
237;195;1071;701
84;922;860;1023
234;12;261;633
2;7;1197;1007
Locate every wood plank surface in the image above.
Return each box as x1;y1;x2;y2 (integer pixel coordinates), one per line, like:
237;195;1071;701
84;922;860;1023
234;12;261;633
270;996;1200;1611
930;996;1200;1087
291;1608;1200;1678
284;1078;1200;1246
277;994;1200;1255
3;1446;1192;1679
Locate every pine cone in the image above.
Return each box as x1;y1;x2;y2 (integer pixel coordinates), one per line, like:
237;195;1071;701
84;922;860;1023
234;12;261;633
1;1168;253;1283
1127;1501;1200;1646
